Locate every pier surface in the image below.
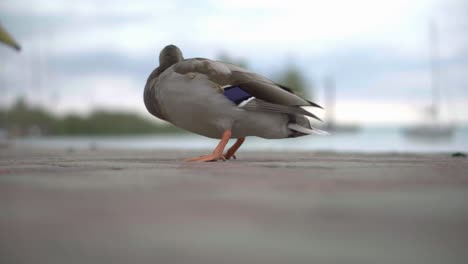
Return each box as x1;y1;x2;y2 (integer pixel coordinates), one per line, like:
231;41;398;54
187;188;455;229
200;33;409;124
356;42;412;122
1;146;467;264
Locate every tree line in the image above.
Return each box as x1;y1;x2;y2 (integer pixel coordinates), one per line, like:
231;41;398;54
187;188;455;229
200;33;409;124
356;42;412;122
0;98;184;136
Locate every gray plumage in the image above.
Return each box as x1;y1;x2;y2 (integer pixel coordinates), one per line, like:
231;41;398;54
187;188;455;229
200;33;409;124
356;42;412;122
241;99;321;121
144;44;325;140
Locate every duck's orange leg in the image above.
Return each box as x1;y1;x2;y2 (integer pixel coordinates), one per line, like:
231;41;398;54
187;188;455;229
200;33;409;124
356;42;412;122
223;137;245;160
186;130;232;162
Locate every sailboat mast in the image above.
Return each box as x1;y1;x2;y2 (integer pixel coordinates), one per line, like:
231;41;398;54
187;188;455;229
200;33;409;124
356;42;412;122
429;19;440;122
324;75;336;127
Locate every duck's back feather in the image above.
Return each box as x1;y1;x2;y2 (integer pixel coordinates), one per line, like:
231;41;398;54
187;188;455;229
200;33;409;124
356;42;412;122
173;58;322;107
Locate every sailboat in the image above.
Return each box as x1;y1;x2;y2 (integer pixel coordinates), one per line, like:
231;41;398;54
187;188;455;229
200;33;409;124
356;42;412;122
402;20;455;139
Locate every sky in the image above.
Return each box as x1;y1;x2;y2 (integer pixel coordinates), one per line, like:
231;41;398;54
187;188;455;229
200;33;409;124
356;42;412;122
0;0;467;125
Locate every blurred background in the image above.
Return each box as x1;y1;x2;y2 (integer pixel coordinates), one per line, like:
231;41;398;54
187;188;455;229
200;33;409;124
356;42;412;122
0;0;467;152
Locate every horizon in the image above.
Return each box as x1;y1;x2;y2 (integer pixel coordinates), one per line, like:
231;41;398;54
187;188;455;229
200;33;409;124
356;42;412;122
2;96;467;127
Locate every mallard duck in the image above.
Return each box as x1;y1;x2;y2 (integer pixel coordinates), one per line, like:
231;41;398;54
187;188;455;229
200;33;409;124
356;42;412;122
144;45;326;162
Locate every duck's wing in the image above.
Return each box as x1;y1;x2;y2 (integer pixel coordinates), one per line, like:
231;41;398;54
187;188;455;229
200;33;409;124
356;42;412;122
174;58;321;107
173;58;322;120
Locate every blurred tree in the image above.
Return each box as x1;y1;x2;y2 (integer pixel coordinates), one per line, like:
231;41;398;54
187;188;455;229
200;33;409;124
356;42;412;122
216;52;248;68
1;97;186;136
216;53;313;99
277;64;313;99
5;98;54;135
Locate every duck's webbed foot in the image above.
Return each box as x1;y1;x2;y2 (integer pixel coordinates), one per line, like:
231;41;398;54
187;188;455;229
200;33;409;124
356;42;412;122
185;130;232;162
222;137;245;160
185;154;226;162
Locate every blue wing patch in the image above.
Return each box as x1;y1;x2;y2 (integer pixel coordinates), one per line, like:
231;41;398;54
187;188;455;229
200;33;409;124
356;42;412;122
223;86;253;105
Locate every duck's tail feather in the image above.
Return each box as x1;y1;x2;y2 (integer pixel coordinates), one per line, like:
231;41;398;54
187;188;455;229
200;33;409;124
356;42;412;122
288;123;329;136
241;99;322;121
287;114;329;137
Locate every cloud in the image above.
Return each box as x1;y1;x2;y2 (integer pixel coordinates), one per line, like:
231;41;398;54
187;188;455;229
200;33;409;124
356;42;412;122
0;0;450;57
42;73;147;116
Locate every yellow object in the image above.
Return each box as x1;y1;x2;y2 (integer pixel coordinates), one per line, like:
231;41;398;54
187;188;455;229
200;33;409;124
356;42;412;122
0;24;20;51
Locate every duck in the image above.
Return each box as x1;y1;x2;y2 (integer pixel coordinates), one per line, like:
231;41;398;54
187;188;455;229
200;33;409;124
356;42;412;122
144;44;327;162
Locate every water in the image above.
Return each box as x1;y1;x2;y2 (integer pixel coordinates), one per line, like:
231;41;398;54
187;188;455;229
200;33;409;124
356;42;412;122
12;126;468;153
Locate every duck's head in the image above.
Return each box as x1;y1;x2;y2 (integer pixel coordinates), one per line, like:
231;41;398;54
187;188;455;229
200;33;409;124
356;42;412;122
159;44;184;71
